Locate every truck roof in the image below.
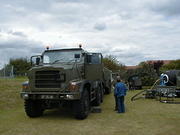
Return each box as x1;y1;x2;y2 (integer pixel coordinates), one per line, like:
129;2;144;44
44;48;83;52
43;48;101;55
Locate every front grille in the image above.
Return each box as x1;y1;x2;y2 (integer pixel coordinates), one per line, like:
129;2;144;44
35;70;61;88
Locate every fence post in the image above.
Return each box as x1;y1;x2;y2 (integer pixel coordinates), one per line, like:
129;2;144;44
4;64;6;78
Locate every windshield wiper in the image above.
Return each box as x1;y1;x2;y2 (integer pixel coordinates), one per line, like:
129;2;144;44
51;58;64;64
66;59;76;64
51;59;79;64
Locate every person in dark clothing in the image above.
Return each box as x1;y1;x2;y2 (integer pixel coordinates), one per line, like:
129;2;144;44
113;80;118;111
114;91;118;111
114;76;127;113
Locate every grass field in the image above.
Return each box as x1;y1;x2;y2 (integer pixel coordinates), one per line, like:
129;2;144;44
0;78;180;135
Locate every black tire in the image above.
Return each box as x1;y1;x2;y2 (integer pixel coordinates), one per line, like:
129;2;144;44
73;90;90;120
100;88;104;103
24;100;44;118
93;87;101;106
176;90;180;97
105;80;112;94
105;87;111;94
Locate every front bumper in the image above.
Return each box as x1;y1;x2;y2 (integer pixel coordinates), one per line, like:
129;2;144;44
20;91;81;100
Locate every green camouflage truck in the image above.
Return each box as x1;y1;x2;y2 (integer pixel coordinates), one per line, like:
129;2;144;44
20;47;112;119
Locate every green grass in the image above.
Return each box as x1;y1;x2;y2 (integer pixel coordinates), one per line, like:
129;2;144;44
0;78;180;135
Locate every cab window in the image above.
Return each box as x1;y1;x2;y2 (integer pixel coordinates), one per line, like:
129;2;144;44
86;53;101;64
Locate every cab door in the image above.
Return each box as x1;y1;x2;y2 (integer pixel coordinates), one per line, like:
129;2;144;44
85;53;103;81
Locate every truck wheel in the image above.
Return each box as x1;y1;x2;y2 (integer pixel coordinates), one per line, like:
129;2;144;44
93;87;101;106
100;88;104;103
105;87;111;94
73;90;90;120
24;100;44;118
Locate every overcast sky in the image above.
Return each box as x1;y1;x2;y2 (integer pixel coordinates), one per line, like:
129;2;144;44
0;0;180;68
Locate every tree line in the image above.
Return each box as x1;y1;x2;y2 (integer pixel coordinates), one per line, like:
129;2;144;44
1;58;31;76
103;56;180;86
1;57;180;85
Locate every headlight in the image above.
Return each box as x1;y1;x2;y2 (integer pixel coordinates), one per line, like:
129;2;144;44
68;82;79;91
22;81;29;90
22;85;29;89
66;95;74;99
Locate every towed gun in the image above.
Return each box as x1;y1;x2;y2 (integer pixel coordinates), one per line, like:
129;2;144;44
131;71;180;104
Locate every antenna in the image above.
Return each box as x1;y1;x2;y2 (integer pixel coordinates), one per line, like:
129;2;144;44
46;46;49;50
79;44;82;48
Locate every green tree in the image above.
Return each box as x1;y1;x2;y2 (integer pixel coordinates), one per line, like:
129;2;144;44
153;60;164;75
137;62;158;86
9;58;31;76
103;55;125;72
161;60;180;71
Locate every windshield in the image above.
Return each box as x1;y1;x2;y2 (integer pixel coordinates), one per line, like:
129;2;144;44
43;50;83;64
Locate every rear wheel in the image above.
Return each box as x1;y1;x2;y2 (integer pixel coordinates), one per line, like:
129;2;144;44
100;87;104;103
105;87;111;94
24;100;44;118
105;80;112;94
73;90;90;120
93;86;101;106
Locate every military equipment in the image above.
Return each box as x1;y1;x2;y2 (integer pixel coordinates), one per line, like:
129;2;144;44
112;72;120;81
128;75;142;90
162;70;180;97
131;70;180;104
20;47;112;119
164;70;180;86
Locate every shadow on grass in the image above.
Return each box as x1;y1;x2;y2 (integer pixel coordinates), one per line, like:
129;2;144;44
41;94;113;120
42;108;75;120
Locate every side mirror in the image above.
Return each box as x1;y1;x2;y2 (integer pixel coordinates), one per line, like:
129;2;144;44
30;55;42;66
36;57;40;65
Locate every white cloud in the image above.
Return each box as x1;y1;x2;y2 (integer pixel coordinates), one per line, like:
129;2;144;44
0;0;180;69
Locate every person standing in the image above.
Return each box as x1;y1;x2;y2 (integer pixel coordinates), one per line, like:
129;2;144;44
114;76;127;113
114;87;118;111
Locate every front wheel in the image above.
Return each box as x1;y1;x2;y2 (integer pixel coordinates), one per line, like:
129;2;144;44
24;100;44;118
73;90;90;120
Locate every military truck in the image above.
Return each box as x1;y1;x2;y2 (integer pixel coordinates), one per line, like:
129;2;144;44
20;47;112;119
128;75;142;90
